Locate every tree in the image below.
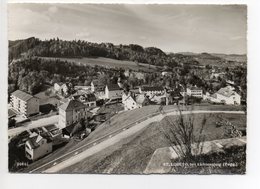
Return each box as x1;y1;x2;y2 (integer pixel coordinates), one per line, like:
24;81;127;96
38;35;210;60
159;106;206;163
8;118;16;128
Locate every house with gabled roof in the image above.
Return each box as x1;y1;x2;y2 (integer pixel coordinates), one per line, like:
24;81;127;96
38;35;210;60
58;99;92;128
211;86;241;105
105;84;123;99
10;90;40;116
54;82;73;96
122;91;150;111
25;132;52;161
91;79;105;92
70;91;97;108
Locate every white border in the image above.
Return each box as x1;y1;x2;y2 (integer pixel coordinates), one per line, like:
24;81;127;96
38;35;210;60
1;0;260;189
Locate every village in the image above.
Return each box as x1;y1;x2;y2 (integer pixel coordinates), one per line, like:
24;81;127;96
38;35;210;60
7;64;244;170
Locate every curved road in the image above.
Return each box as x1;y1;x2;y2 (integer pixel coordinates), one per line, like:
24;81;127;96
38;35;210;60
27;110;244;173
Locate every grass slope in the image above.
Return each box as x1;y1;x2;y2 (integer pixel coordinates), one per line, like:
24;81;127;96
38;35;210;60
60;113;246;174
40;57;160;72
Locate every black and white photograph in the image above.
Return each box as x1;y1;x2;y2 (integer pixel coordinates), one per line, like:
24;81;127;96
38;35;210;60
6;3;248;175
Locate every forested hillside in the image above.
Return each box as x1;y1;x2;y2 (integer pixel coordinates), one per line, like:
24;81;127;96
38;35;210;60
9;37;184;67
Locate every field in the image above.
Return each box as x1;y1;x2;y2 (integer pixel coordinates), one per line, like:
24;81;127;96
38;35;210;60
60;112;246;174
40;57;160;72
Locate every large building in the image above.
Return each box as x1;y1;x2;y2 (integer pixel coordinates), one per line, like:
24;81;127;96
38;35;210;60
10;90;40;116
58;99;90;128
186;86;203;98
105;84;123;99
139;86;164;98
211;86;241;105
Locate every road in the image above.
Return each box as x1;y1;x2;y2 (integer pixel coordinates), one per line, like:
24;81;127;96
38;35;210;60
8;115;59;137
26;110;244;173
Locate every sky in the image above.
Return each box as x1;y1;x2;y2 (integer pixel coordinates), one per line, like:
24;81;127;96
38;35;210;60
8;4;247;54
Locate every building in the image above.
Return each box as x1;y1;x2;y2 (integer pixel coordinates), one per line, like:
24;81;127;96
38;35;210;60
105;84;123;99
58;99;91;128
25;132;52;161
211;86;241;105
74;85;91;91
139;86;164;98
124;70;145;81
10;90;40;116
210;72;225;79
90;80;105;92
54;82;72;96
122;91;149;110
71;91;97;108
162;71;170;77
186;86;203;98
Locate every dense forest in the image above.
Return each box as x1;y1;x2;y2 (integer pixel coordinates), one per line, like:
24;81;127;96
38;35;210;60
9;37;201;67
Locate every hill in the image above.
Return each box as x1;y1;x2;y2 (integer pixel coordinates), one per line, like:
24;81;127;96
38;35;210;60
177;52;247;67
212;53;247;63
8;37;178;68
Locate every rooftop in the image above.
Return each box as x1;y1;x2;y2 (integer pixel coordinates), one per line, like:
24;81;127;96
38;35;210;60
216;86;238;98
141;86;164;92
26;132;49;149
91;79;104;86
107;84;121;91
59;99;86;111
135;94;148;105
188;86;202;91
72;91;96;102
11;90;35;101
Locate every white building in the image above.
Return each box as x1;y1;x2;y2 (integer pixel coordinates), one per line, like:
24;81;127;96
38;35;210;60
10;90;40;116
58;99;91;129
186;86;203;98
122;92;149;111
139;86;164;98
54;82;70;95
211;86;241;105
25;132;52;161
